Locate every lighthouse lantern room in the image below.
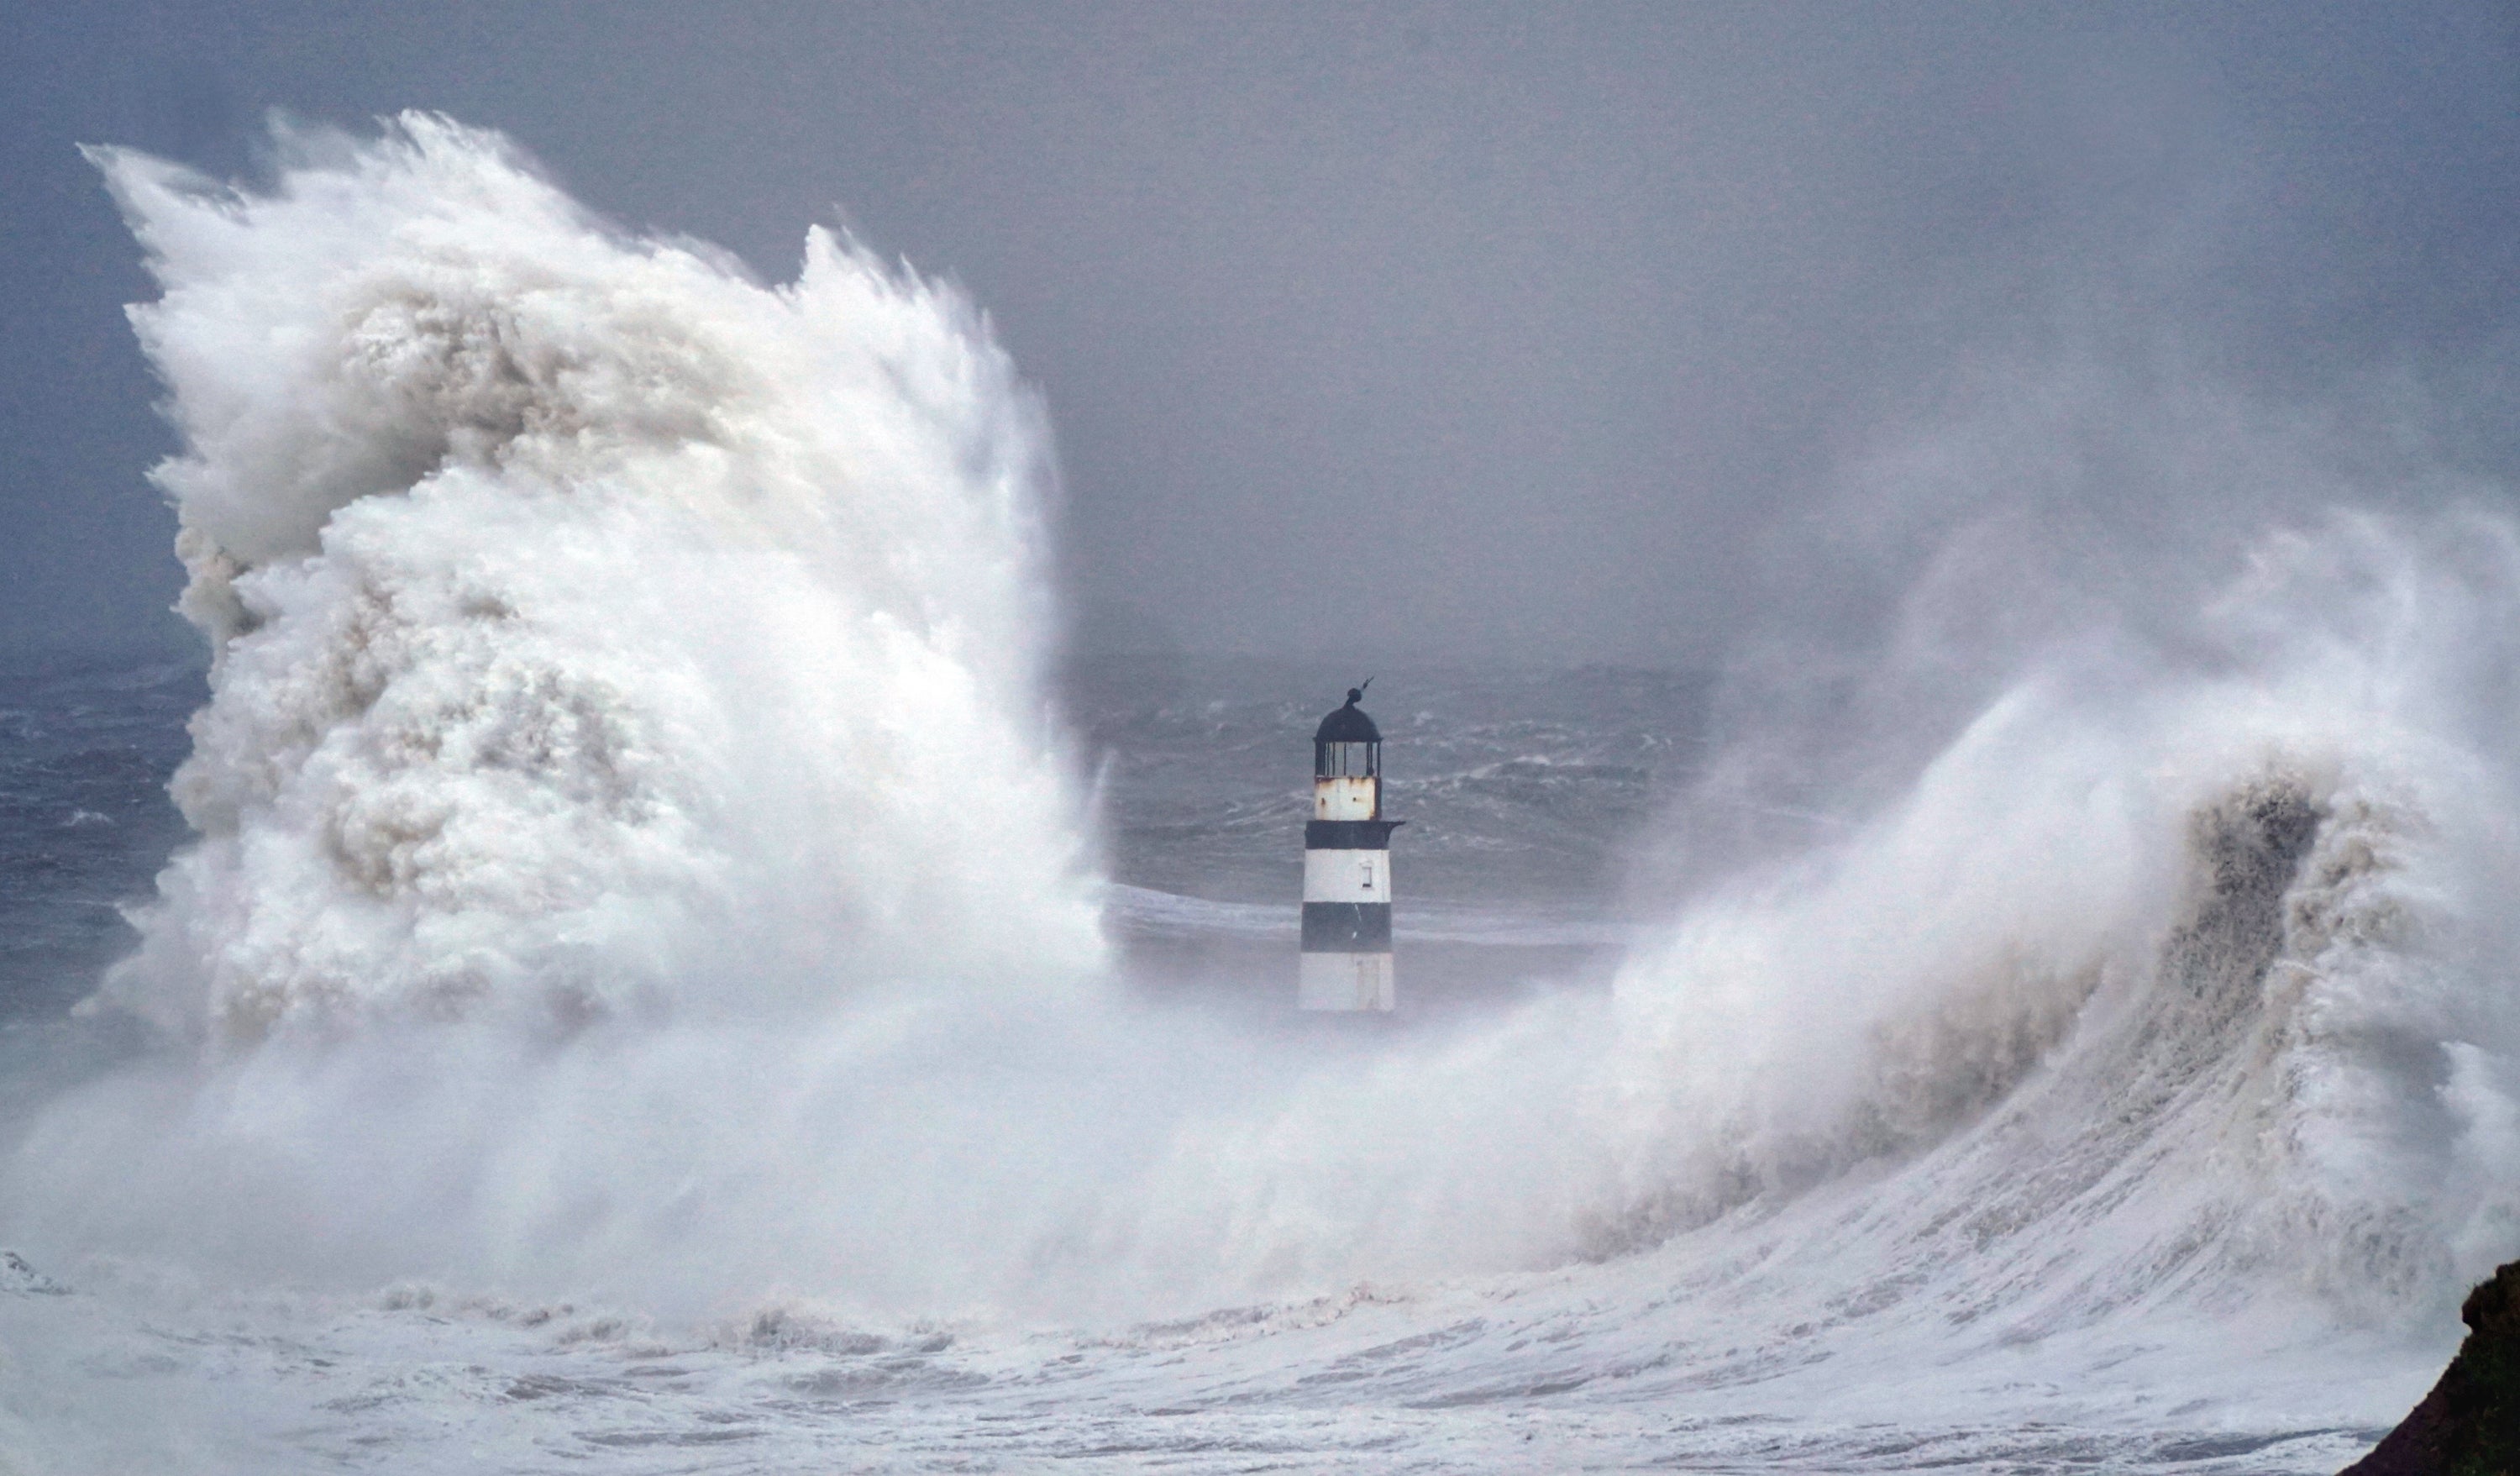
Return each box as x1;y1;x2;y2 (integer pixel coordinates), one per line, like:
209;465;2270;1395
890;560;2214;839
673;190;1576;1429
1300;684;1399;1011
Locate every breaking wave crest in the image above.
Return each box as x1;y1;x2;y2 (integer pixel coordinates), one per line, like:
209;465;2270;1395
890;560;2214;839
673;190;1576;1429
93;114;1101;1043
1570;515;2520;1353
8;116;1131;1311
1055;517;2520;1374
8;117;2518;1395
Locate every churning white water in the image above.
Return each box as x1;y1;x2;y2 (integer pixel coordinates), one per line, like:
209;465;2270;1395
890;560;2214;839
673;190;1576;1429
3;115;2517;1472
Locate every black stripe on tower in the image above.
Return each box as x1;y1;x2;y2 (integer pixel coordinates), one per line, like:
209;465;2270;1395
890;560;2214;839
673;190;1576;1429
1305;820;1405;849
1300;901;1393;952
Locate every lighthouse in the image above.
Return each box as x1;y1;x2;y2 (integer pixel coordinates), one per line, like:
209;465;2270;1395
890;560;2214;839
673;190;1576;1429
1300;683;1399;1011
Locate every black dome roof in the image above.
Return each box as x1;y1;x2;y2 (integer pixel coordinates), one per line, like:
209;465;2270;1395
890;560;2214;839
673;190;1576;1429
1314;689;1380;744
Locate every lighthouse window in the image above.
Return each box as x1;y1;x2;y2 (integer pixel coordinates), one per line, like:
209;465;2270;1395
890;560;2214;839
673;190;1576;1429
1319;742;1378;779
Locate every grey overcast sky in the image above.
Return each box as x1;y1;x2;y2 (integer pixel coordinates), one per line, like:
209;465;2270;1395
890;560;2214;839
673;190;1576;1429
3;3;2517;668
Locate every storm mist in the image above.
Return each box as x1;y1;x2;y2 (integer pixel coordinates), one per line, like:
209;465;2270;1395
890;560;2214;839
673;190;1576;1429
6;5;2516;676
3;8;2519;1473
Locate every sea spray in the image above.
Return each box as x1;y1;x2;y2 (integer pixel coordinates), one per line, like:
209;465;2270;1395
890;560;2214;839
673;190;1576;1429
8;117;2519;1387
87;115;1100;1043
1569;510;2520;1351
5;115;1147;1310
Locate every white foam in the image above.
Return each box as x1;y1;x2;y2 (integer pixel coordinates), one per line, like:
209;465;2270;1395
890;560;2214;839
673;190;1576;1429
5;114;2514;1470
12;115;1126;1312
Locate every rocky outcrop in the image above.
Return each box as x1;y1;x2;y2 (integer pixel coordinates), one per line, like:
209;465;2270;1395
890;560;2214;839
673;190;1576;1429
2344;1262;2520;1476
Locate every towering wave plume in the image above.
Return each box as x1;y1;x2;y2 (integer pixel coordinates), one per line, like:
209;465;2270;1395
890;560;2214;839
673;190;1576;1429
92;114;1101;1039
6;117;1131;1309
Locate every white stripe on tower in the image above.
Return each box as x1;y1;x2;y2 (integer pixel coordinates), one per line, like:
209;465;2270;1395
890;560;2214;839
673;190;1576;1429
1302;847;1391;903
1300;684;1397;1011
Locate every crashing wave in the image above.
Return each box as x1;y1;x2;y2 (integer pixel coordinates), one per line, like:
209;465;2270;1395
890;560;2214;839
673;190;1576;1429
85;114;1101;1046
8;118;2516;1385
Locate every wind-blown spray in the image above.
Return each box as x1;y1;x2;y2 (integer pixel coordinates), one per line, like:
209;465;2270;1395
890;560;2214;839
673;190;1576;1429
9;116;1136;1308
89;116;1101;1043
8;118;2520;1460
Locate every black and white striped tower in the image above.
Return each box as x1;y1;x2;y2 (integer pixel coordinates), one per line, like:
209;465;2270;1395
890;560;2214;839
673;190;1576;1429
1300;684;1399;1011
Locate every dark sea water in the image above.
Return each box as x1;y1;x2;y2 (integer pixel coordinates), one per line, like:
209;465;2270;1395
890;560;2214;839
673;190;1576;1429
0;653;1708;1101
0;661;197;1006
1068;654;1710;1013
0;659;198;1130
0;652;1703;997
1068;654;1711;909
